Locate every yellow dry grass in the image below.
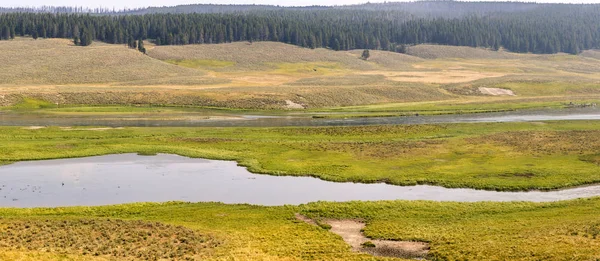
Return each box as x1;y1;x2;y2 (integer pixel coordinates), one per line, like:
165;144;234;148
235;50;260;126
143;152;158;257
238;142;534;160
580;50;600;60
0;38;209;85
407;44;523;59
1;39;600;109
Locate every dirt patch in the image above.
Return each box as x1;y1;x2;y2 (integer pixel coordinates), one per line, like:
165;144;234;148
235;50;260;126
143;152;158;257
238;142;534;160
296;214;429;259
294;213;317;226
59;127;124;131
479;87;515;96
22;126;46;130
285;100;306;109
362;70;505;84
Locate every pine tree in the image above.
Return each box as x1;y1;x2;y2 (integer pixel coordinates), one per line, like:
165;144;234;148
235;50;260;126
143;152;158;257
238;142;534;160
493;40;500;51
361;49;370;60
79;29;93;46
1;5;599;55
1;25;9;40
137;39;145;54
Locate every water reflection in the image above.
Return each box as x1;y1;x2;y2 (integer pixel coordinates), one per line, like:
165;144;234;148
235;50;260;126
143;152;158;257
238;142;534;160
0;154;599;208
0;108;598;127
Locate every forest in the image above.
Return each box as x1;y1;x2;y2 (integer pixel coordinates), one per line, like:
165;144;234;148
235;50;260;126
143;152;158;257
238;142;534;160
0;2;599;54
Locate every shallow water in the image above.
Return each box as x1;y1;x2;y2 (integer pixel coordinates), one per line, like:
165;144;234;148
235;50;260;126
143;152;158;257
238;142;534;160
0;154;599;208
0;107;598;127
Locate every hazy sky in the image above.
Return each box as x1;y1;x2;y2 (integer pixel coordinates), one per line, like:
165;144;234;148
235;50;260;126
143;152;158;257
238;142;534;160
3;0;600;9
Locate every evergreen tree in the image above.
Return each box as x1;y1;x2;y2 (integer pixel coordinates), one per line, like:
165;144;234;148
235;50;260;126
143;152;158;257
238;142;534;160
1;25;9;40
137;39;145;54
493;40;500;51
79;29;93;46
361;49;370;60
0;4;599;54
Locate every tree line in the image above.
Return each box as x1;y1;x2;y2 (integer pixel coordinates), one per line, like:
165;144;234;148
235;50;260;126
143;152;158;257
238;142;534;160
0;4;599;54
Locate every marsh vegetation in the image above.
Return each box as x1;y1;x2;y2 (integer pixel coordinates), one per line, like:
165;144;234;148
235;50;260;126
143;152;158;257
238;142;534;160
0;199;599;260
0;121;599;191
1;3;600;259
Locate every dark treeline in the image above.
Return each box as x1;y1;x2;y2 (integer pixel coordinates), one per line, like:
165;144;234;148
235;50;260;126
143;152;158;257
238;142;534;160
121;4;330;15
0;2;567;18
341;1;543;18
0;6;115;14
0;2;599;54
0;4;329;15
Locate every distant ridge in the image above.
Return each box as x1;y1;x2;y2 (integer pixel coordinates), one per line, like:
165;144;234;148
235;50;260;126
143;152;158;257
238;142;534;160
0;1;584;17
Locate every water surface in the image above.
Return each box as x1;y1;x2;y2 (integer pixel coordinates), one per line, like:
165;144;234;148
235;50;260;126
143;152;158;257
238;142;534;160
1;154;599;208
0;107;598;127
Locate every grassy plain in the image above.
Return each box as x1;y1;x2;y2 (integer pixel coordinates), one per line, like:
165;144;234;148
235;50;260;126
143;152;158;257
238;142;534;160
1;199;600;260
1;38;600;111
2;35;600;261
1;121;599;191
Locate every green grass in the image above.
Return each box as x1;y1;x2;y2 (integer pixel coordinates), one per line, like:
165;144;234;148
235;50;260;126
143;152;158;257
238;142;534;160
496;81;600;96
310;98;599;118
4;95;595;119
300;198;600;260
1;199;600;260
3;98;57;111
1;121;600;260
1;121;599;191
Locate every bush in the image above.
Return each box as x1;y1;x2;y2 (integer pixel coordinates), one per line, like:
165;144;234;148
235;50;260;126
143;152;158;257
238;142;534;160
317;222;332;230
361;241;376;248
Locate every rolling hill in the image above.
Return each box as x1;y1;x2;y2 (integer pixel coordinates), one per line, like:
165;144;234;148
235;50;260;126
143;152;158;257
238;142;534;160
0;38;599;110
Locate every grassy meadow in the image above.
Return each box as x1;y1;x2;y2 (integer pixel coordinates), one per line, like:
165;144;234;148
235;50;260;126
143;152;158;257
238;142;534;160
1;199;599;260
1;38;600;110
1;122;599;191
1;37;600;261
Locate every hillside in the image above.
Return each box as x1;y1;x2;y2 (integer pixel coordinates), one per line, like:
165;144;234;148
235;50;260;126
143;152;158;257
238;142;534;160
148;42;423;71
1;40;600;110
406;45;522;59
580;50;600;60
0;38;221;86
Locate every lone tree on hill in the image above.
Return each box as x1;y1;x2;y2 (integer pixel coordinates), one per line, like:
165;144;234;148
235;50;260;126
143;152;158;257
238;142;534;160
361;49;370;60
137;39;146;54
79;29;93;46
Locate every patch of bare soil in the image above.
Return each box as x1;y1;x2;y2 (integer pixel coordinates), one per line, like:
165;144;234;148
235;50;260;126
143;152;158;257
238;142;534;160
362;70;505;84
59;127;124;131
296;214;429;259
22;126;46;130
479;87;515;96
285;100;306;109
294;213;317;225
